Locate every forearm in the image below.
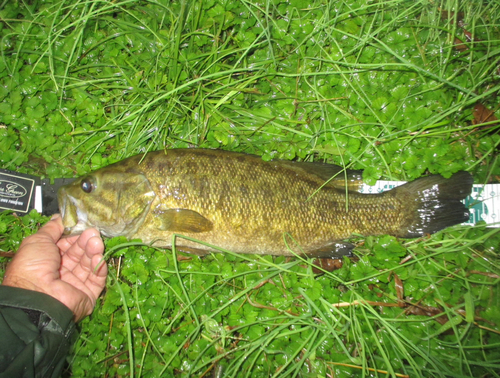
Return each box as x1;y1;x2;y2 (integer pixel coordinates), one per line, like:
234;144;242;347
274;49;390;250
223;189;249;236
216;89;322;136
0;286;76;378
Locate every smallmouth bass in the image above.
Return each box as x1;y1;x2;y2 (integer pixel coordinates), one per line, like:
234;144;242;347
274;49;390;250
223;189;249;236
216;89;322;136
58;149;472;257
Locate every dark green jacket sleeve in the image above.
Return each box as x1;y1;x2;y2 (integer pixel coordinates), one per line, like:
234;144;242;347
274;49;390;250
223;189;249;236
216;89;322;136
0;286;76;378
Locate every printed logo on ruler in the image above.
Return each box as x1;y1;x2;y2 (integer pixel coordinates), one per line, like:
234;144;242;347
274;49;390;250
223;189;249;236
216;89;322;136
0;171;36;213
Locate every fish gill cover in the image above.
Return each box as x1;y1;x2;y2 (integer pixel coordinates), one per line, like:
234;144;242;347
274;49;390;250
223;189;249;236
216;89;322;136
0;0;500;377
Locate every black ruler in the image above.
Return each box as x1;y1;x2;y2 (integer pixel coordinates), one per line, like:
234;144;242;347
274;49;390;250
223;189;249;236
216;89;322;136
0;169;74;216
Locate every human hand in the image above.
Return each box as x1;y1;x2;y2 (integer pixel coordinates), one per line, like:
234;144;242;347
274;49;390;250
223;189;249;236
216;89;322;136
2;214;107;322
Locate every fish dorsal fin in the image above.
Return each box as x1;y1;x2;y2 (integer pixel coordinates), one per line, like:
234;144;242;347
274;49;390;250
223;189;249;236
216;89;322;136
278;160;363;191
153;208;213;233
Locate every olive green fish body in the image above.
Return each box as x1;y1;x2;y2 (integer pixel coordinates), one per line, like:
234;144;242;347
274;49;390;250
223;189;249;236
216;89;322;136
58;149;472;257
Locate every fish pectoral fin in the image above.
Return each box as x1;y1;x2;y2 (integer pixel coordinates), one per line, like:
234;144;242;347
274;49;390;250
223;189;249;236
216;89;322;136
306;242;354;258
153;208;213;233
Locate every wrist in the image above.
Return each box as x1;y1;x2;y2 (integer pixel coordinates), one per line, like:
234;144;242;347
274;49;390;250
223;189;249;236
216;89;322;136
2;275;45;294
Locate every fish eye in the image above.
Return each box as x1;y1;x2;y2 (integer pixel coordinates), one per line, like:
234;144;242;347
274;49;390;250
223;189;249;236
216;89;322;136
81;178;95;193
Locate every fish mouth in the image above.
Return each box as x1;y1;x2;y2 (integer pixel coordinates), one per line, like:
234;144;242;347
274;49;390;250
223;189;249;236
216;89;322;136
58;187;89;236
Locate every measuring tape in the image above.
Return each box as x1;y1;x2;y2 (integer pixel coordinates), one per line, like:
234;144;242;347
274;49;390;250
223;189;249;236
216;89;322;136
360;181;499;227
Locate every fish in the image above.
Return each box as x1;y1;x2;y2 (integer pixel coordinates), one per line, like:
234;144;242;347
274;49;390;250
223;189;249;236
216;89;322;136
58;148;473;257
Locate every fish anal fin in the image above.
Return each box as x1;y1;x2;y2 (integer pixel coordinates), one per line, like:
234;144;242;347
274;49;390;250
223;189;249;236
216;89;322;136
175;246;211;256
153;208;213;233
305;242;354;258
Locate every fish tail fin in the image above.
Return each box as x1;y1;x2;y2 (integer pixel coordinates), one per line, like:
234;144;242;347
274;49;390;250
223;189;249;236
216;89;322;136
392;171;473;238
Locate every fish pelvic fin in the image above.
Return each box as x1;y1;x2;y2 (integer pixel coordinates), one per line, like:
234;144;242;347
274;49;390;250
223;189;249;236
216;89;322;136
393;171;473;238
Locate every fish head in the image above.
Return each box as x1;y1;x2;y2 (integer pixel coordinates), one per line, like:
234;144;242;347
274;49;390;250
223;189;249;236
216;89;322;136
58;167;156;238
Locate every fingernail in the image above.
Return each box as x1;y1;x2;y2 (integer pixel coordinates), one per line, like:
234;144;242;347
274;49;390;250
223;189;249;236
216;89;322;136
51;213;61;220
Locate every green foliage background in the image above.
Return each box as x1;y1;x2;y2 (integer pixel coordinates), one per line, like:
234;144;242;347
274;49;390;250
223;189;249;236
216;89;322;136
1;0;500;377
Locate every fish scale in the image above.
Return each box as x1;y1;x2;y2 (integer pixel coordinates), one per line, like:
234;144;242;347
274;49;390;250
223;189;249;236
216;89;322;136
58;149;473;257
